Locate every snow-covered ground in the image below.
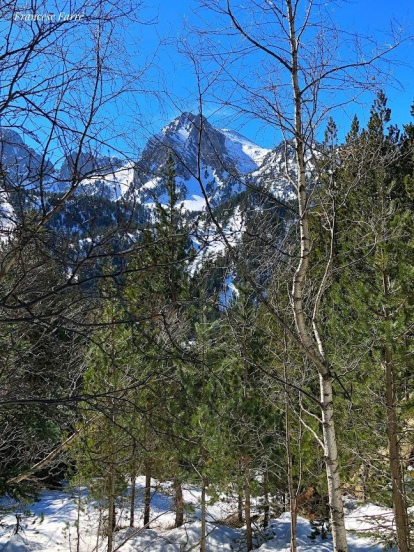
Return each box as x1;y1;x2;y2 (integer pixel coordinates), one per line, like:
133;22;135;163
0;479;396;551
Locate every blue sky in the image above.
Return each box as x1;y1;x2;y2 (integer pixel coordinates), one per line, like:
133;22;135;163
131;0;414;150
4;0;412;158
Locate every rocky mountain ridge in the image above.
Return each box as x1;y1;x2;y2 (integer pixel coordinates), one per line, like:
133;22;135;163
0;114;298;245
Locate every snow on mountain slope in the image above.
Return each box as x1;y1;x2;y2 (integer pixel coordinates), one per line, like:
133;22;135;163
0;115;296;250
252;144;296;200
75;161;136;200
182;194;205;212
0;190;15;243
134;114;300;213
220;128;270;171
190;204;246;276
135;113;274;210
0;114;291;217
252;141;319;202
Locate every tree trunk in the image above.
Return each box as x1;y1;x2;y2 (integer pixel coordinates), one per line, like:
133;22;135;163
96;507;102;552
285;0;348;548
244;461;253;551
144;462;152;527
319;374;347;550
285;384;297;552
174;476;184;528
384;345;411;552
263;472;270;530
129;471;136;528
107;417;116;550
200;478;206;552
319;374;347;552
76;485;81;552
238;487;244;524
284;348;297;551
361;465;369;502
381;270;411;552
107;485;115;552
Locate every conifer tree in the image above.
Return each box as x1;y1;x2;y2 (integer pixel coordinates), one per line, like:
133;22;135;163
320;95;413;551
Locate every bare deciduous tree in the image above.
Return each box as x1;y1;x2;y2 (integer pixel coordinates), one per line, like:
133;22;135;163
0;0;160;494
182;2;406;550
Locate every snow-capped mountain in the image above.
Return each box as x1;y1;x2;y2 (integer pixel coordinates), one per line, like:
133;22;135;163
0;114;299;305
58;151;134;200
0;114;297;217
133;112;272;211
141;112;268;178
0;113;299;247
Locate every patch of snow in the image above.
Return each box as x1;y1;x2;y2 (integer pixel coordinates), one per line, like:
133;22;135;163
140;176;161;191
79;162;135;200
1;534;31;552
182;194;205;212
0;191;15;243
220;129;270;172
0;483;397;552
257;512;394;552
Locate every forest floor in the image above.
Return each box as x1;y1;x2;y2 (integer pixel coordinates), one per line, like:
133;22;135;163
0;477;398;551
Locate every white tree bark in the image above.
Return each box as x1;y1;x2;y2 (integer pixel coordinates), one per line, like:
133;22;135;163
320;375;348;552
286;1;348;549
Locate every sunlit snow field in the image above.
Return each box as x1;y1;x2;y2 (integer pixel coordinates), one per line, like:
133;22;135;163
0;478;397;551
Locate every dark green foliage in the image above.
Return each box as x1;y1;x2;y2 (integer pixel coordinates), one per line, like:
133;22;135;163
318;93;414;504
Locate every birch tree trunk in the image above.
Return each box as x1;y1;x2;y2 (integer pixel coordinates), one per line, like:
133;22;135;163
286;1;348;548
284;368;297;552
319;374;347;551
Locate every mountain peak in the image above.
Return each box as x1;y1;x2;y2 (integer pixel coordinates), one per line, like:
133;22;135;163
161;112;212;140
